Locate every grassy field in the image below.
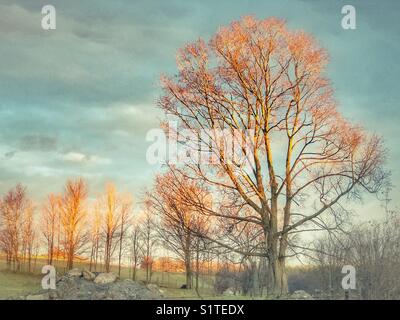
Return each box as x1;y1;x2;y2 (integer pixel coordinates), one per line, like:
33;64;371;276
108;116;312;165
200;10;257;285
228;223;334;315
0;258;222;299
0;270;42;299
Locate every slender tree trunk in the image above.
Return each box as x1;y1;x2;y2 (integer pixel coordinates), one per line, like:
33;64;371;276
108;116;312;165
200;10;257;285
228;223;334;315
118;221;125;277
185;250;192;289
48;239;54;265
105;233;112;272
67;242;74;270
251;261;259;297
94;238;99;271
132;262;137;281
184;233;193;289
89;245;94;271
195;246;200;292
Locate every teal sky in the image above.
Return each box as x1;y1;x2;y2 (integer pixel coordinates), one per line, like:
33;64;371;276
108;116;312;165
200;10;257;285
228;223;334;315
0;0;399;217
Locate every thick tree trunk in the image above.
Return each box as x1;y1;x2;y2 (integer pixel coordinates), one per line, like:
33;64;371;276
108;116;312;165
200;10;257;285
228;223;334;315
265;224;288;295
266;249;288;296
277;257;288;294
264;189;289;296
265;191;283;296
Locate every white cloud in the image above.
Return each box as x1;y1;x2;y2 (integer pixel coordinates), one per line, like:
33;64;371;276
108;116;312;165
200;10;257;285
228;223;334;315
62;151;111;165
63;151;87;163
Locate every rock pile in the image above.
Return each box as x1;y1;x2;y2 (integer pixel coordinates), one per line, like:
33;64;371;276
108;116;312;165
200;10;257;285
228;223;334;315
22;268;163;300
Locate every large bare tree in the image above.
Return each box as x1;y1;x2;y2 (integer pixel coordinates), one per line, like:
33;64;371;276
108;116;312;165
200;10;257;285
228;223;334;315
158;16;387;295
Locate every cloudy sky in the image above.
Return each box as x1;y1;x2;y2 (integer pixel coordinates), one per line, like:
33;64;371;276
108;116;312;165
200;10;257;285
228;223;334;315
0;0;399;217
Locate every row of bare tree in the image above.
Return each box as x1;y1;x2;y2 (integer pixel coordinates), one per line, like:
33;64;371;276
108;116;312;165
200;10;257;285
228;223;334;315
0;179;133;276
0;176;273;294
0;178;236;290
0;184;35;272
312;210;400;299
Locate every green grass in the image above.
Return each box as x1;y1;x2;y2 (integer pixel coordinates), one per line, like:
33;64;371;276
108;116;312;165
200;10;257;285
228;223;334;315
159;287;263;300
0;270;41;299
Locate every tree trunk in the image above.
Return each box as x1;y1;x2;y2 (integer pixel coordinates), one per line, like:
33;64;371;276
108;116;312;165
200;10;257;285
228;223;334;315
105;234;111;272
66;243;74;270
265;228;288;295
195;247;200;292
183;247;192;289
277;257;288;294
132;263;137;281
264;190;289;297
251;261;258;297
89;245;94;271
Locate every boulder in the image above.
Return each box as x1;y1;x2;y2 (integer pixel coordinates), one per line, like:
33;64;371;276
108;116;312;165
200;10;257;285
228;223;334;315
223;288;235;296
94;272;118;284
48;290;59;300
21;273;162;300
291;290;313;300
83;269;96;281
67;268;82;277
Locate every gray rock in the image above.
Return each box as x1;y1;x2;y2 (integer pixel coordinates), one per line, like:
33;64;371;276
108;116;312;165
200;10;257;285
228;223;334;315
48;290;59;300
83;269;96;281
94;272;118;284
147;283;164;297
223;288;235;296
21;273;162;300
291;290;313;300
67;268;82;277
